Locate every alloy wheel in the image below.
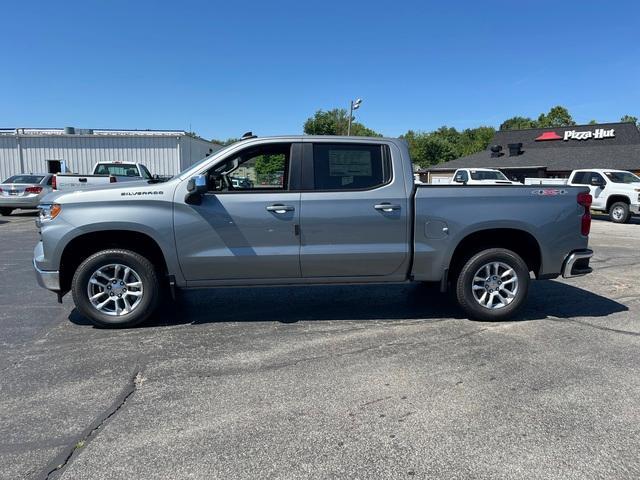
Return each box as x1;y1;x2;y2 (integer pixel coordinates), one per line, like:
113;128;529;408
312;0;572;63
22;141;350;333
86;263;144;316
471;261;519;310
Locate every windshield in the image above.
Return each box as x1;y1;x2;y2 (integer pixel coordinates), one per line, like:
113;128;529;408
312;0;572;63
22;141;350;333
604;171;640;184
3;175;44;184
95;164;141;177
470;170;508;181
178;143;238;177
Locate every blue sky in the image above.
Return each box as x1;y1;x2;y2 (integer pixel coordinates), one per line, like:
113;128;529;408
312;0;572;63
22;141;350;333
1;0;638;139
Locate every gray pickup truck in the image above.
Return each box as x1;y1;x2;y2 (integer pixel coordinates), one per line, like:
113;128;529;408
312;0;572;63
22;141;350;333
33;135;594;327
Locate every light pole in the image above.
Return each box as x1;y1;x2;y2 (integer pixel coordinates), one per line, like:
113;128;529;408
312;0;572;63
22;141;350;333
347;98;362;136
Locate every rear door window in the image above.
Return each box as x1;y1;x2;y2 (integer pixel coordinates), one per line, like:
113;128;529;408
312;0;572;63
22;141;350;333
572;172;591;185
311;143;391;190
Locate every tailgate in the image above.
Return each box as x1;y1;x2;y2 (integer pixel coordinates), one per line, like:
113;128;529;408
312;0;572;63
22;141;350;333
55;175;113;190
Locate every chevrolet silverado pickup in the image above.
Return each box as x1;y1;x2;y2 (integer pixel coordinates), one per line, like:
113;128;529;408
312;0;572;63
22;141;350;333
33;135;594;327
54;162;153;191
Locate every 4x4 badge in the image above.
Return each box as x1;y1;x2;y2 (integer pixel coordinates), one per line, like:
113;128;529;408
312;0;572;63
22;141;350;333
531;189;567;196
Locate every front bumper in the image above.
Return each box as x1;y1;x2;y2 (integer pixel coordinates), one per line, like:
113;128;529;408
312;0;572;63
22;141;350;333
33;241;60;291
33;258;60;291
561;249;593;279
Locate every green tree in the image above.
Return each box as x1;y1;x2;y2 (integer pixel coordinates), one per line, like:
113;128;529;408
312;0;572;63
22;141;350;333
401;130;456;168
254;154;285;175
620;115;638;126
303;109;381;136
499;116;537;130
588;119;598;125
456;126;496;156
536;105;575;128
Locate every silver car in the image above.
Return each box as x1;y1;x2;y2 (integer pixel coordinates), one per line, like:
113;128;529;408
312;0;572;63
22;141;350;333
0;173;54;216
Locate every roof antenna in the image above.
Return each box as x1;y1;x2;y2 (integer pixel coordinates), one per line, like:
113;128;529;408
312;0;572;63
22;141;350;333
241;131;257;139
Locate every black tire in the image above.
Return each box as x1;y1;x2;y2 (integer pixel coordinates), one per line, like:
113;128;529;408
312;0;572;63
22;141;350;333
0;208;13;216
455;248;530;321
609;201;630;224
72;249;160;328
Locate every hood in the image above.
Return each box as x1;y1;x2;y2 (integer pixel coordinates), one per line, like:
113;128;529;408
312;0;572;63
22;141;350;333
608;181;640;190
42;179;176;204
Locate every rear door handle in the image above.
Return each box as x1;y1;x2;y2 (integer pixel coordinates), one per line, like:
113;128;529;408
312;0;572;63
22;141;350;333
374;203;401;212
266;204;295;214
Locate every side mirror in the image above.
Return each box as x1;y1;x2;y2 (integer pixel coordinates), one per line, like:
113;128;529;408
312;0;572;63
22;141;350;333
590;177;605;188
185;174;208;205
454;174;466;184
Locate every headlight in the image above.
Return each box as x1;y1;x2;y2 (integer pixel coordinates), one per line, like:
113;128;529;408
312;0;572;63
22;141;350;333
39;203;62;221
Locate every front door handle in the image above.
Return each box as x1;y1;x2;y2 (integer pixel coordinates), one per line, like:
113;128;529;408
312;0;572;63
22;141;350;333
266;204;295;214
374;203;401;212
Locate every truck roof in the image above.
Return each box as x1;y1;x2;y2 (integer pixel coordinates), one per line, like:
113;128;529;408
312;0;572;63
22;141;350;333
227;135;402;145
572;168;631;174
456;168;501;172
95;161;140;165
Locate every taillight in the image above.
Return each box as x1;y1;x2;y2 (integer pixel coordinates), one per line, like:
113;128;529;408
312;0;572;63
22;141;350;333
577;192;592;236
109;176;117;183
25;186;43;194
52;175;57;190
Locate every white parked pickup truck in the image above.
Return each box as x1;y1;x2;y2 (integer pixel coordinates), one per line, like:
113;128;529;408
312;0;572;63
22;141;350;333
524;170;640;223
566;169;640;223
54;162;154;191
451;168;521;185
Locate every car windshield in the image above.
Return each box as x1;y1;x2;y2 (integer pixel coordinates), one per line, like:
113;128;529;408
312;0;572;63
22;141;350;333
470;170;508;181
94;164;140;176
3;175;44;184
604;171;640;184
178;143;238;176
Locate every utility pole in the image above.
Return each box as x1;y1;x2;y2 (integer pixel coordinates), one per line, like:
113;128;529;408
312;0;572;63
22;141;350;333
347;98;362;136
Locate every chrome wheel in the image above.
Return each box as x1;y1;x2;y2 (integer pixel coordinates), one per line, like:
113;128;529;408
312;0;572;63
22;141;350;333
471;261;518;310
612;206;625;221
86;263;144;316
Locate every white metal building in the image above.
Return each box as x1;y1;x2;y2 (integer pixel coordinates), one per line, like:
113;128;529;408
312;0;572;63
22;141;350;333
0;127;221;180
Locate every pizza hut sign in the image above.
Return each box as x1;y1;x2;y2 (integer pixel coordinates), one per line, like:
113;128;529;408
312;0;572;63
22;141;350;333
535;128;615;142
563;128;615;141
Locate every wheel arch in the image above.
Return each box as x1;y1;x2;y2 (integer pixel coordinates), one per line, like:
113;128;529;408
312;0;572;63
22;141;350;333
59;229;168;294
448;228;542;281
606;195;631;211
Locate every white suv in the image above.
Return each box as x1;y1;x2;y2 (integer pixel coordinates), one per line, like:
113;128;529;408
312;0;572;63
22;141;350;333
567;169;640;223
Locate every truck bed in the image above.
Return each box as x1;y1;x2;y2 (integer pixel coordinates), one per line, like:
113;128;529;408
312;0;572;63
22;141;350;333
411;184;590;281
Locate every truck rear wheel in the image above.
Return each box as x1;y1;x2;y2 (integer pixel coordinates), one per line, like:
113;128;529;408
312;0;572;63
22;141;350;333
455;248;529;321
72;249;160;328
609;202;630;223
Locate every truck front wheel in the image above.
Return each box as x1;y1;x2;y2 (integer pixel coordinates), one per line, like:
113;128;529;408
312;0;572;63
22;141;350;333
455;248;529;321
72;249;160;328
609;202;630;223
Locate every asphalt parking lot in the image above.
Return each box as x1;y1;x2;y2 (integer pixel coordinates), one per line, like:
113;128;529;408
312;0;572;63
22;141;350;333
1;211;639;480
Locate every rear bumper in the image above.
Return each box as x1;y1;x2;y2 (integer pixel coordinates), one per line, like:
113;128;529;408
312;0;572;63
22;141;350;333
561;249;593;279
0;196;41;208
